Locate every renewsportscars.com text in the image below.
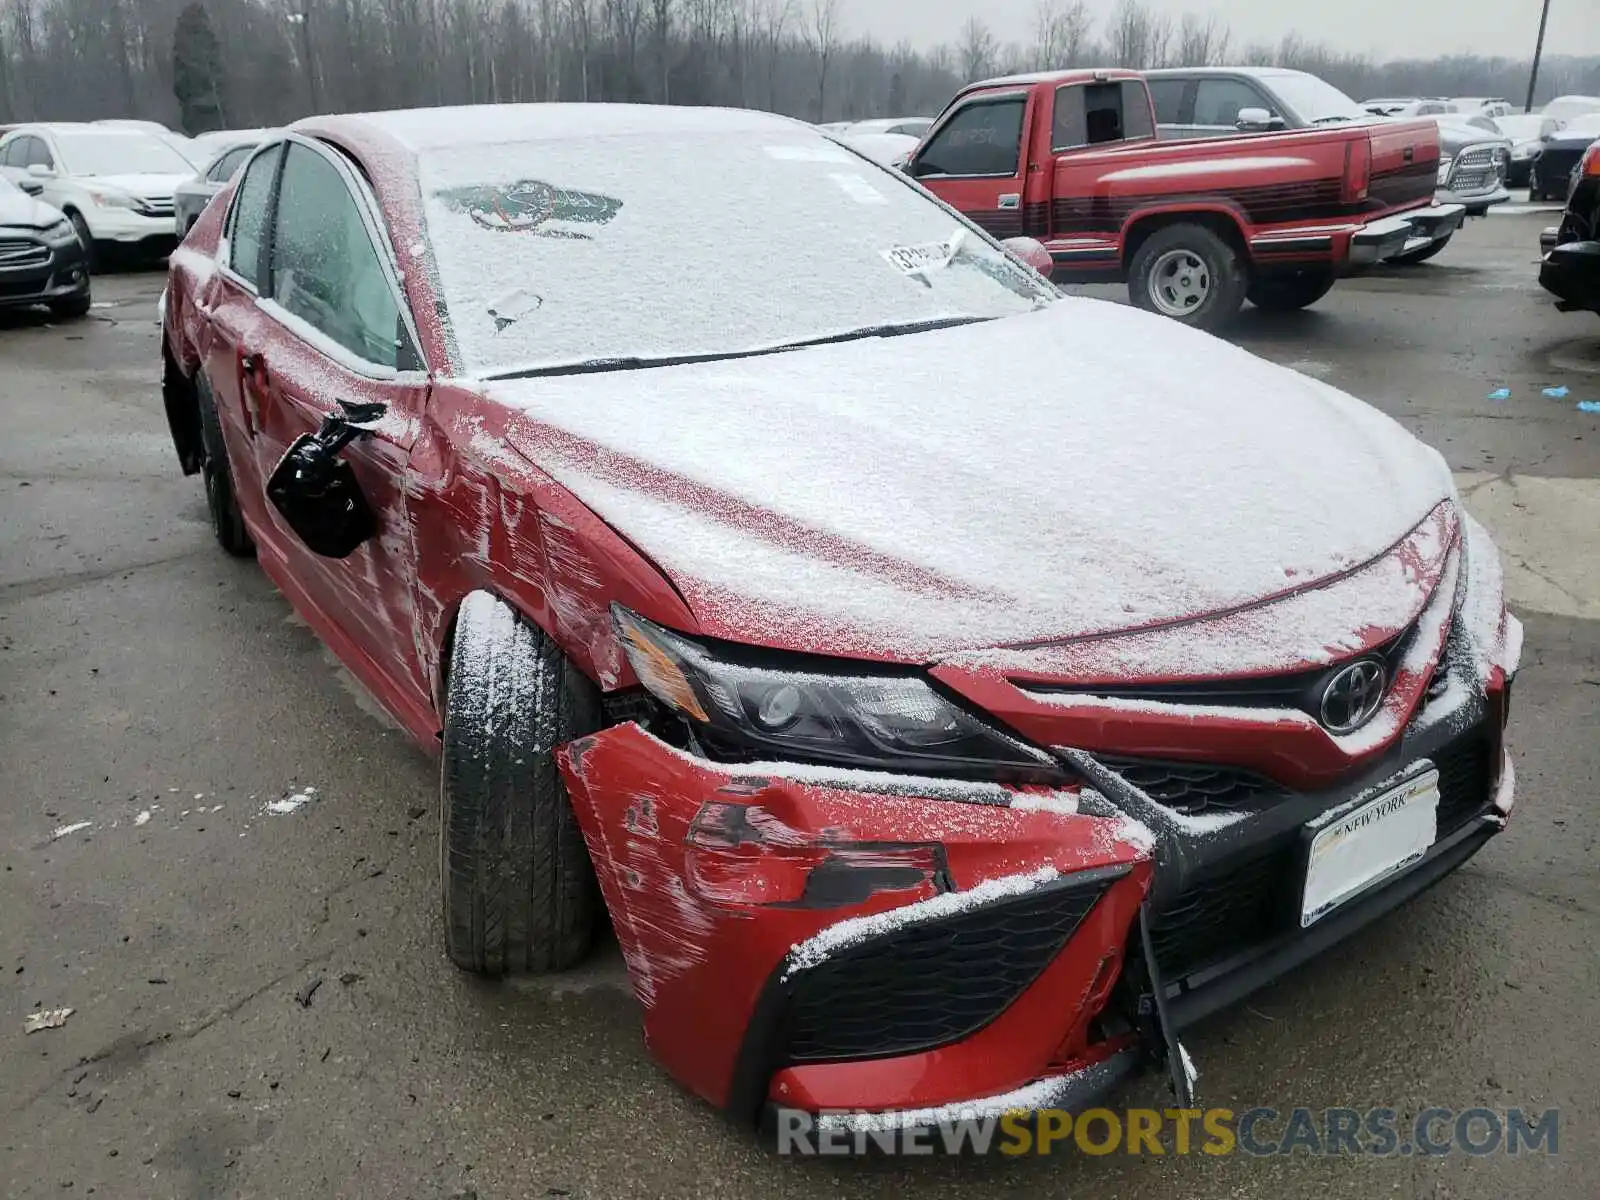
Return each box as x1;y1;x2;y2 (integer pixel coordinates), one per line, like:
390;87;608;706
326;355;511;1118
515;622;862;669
776;1106;1560;1157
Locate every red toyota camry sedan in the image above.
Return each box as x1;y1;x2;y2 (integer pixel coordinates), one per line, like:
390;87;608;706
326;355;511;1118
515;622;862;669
161;103;1521;1133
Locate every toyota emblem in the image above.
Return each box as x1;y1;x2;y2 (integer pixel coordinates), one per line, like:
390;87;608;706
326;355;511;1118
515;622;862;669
1319;659;1387;734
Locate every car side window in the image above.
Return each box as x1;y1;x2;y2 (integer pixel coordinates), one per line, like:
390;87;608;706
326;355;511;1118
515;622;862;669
0;139;19;167
209;146;250;183
24;137;55;170
913;98;1026;177
1193;79;1271;127
268;142;406;370
1053;82;1151;149
225;144;282;290
1147;79;1188;124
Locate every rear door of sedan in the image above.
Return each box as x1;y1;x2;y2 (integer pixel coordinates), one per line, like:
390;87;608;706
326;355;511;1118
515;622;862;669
243;136;434;724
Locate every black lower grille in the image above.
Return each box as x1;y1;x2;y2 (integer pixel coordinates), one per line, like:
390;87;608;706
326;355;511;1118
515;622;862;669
781;876;1109;1063
1147;731;1495;981
1433;736;1491;835
1147;848;1296;979
1097;755;1287;816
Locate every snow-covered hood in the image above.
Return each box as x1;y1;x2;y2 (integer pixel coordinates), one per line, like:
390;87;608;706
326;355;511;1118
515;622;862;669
485;299;1455;661
0;187;64;230
78;172;188;202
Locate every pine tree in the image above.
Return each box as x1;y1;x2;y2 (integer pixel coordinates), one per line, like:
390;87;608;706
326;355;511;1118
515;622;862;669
172;3;226;134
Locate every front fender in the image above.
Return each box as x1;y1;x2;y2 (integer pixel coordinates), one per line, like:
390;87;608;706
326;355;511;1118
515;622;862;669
557;722;1156;1119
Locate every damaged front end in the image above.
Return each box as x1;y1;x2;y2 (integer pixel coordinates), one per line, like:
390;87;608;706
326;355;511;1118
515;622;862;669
554;607;1189;1128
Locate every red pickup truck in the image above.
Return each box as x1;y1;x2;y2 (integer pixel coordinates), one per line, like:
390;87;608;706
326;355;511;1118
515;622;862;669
907;69;1465;329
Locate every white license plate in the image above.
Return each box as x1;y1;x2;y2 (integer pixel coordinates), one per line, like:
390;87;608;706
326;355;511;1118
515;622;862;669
1301;768;1439;927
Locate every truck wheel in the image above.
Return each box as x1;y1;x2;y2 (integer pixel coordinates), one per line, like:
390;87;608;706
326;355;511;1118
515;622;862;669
1128;224;1246;331
195;372;254;558
441;591;602;977
1247;273;1335;311
1387;235;1450;266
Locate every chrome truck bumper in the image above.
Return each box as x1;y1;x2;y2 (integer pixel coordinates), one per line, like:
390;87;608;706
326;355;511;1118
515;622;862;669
1349;203;1467;266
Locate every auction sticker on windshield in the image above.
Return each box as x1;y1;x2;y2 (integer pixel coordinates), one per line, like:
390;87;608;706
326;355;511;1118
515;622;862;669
882;233;964;276
1301;768;1439;927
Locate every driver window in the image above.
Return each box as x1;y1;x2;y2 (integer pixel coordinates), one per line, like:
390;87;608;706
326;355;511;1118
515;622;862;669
24;137;55;169
1193;79;1271;127
269;143;405;370
914;98;1025;178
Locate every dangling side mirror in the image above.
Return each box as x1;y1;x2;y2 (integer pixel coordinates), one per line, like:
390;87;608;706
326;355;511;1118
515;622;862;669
265;399;387;559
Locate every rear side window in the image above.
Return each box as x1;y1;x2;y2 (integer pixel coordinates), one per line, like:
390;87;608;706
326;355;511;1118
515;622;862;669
225;144;282;290
1147;79;1187;124
1053;82;1154;148
914;98;1026;177
1193;79;1271;127
209;145;252;183
269;143;405;369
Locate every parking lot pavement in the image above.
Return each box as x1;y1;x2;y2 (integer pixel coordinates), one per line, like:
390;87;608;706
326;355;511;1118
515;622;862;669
1;213;1596;1200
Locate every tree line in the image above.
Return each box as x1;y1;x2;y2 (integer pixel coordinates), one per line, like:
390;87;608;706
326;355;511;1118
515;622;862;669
2;0;1598;134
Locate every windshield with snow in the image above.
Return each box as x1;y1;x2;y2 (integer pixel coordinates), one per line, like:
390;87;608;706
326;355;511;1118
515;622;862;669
1272;74;1367;124
55;132;195;177
416;132;1059;377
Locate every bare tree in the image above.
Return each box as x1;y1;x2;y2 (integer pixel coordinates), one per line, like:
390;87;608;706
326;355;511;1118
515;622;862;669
1033;0;1091;70
955;15;995;82
0;0;1592;133
649;0;673;101
568;0;594;99
1175;13;1229;67
801;0;839;120
753;0;792;110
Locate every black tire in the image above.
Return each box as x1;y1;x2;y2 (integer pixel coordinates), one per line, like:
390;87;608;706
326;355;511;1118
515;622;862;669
1246;272;1335;311
441;591;602;977
1127;223;1247;331
49;290;92;321
66;211;95;272
195;372;254;558
1387;235;1450;266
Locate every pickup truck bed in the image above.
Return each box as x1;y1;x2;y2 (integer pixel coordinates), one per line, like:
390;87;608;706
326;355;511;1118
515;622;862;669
906;69;1465;328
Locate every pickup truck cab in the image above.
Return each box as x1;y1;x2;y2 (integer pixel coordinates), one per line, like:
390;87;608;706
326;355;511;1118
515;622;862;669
906;69;1463;329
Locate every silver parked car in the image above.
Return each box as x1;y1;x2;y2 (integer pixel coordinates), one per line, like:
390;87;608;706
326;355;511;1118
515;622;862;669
172;137;262;236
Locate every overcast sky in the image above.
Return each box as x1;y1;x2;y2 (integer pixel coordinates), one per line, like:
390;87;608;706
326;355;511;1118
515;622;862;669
842;0;1600;63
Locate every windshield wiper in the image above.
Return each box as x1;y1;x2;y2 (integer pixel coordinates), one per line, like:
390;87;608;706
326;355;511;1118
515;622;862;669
484;315;993;380
1312;115;1356;125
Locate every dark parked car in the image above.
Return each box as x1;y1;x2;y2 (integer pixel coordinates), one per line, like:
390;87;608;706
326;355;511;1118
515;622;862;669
173;137;262;236
0;173;90;319
1538;139;1600;316
1531;114;1600;202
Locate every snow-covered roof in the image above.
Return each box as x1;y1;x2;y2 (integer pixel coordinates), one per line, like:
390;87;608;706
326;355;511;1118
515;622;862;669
313;103;810;153
1143;66;1310;79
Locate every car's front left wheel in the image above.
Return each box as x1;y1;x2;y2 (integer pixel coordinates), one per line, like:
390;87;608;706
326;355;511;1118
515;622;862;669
441;591;603;977
195;371;254;558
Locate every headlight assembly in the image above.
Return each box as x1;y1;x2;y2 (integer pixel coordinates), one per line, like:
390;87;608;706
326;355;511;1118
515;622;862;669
612;606;1061;781
86;188;135;209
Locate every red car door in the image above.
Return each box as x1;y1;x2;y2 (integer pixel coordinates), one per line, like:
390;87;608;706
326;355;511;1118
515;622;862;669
246;138;433;728
906;88;1038;241
199;142;286;526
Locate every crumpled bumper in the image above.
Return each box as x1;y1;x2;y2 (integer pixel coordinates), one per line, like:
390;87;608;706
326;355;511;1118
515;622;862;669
556;723;1157;1121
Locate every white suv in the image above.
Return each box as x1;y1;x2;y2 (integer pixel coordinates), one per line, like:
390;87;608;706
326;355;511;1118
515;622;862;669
0;123;196;264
